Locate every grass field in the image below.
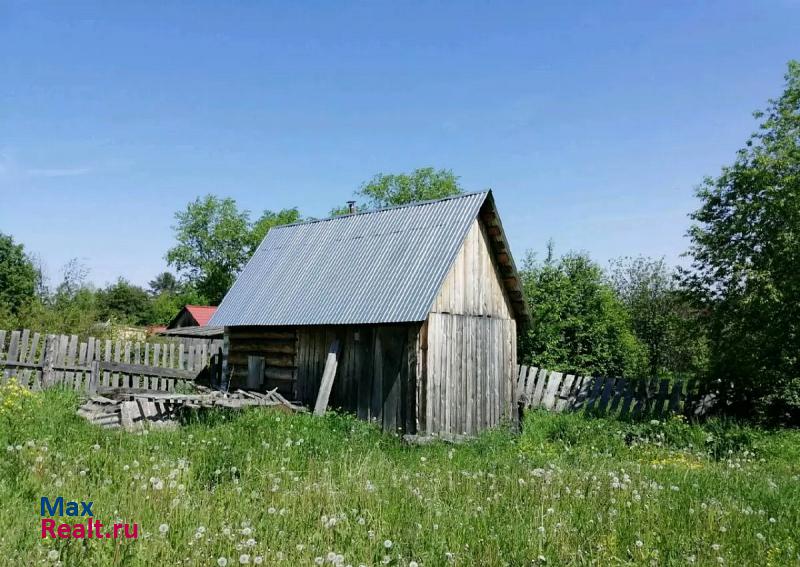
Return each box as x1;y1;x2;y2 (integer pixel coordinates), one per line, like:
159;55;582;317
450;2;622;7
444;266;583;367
1;383;798;566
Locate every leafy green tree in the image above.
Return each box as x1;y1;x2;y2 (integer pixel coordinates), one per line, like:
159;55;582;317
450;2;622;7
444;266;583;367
518;244;645;377
149;285;207;325
682;61;800;424
96;279;153;325
148;272;179;296
0;232;39;316
167;196;300;304
610;256;707;379
250;208;301;247
332;167;463;215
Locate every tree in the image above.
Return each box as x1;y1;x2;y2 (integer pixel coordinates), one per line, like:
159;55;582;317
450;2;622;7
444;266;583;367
250;208;301;248
96;279;153;325
166;196;301;304
0;232;38;315
518;244;645;378
682;61;800;424
148;272;179;296
166;196;252;304
610;256;707;379
332;167;463;215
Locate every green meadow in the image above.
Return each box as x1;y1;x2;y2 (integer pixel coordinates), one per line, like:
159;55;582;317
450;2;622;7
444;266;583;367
1;385;798;566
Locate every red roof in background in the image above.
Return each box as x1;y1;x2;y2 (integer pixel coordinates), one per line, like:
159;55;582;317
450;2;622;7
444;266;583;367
185;305;217;326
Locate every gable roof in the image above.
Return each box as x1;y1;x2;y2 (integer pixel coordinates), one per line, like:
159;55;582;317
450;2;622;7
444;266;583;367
185;305;217;326
168;305;218;328
210;191;528;327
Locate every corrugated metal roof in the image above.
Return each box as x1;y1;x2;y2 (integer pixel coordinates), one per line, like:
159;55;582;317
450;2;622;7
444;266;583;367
210;192;490;326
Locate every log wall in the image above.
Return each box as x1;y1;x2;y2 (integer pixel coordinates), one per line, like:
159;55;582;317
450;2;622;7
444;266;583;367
223;326;297;395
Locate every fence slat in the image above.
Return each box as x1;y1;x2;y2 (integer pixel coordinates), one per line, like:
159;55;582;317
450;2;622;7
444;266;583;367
554;374;575;411
669;380;683;415
609;378;626;414
597;377;616;413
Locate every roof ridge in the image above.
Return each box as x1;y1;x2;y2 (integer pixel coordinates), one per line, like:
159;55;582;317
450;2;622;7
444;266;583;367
272;190;490;230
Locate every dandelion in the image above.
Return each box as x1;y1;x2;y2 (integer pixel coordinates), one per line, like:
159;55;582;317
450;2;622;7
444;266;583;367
756;533;765;541
253;558;263;565
159;523;169;535
769;517;776;523
218;558;228;567
48;550;60;561
239;554;250;564
383;539;393;549
635;540;644;548
409;562;419;567
314;558;324;566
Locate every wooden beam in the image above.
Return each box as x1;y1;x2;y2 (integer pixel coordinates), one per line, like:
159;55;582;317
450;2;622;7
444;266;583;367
313;340;340;416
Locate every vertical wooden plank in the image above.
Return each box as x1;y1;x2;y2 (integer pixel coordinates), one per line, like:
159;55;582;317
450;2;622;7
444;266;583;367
466;317;475;435
103;340;112;388
597;377;616;413
609;378;627;415
26;332;42;389
3;331;21;384
516;365;528;406
632;379;648;417
55;335;69;386
530;368;548;409
523;366;539;409
88;360;99;395
112;340;122;388
554;374;576;412
0;330;6;360
655;379;671;418
540;371;563;410
619;379;636;418
41;335;57;389
123;341;132;389
669;379;683;415
585;376;605;412
132;342;141;389
17;329;30;367
75;341;88;391
152;343;162;390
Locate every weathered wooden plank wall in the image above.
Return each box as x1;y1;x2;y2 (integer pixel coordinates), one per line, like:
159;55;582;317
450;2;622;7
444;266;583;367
426;313;516;436
0;328;221;394
294;324;417;434
515;366;716;418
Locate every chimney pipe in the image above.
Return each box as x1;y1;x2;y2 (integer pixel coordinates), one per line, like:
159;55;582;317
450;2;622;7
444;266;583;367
347;201;356;214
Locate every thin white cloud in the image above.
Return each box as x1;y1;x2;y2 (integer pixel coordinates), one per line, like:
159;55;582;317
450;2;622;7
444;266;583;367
26;166;93;178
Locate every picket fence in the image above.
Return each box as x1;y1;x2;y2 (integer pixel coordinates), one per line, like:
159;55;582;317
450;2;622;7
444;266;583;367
0;328;222;395
515;365;715;418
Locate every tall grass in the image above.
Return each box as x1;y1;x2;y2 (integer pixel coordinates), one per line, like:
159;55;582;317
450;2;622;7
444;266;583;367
0;386;798;566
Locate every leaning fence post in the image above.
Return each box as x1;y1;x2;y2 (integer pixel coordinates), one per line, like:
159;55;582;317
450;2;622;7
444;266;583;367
88;359;100;395
41;335;56;388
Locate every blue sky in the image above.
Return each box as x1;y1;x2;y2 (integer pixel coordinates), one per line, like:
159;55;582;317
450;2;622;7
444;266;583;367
1;1;798;288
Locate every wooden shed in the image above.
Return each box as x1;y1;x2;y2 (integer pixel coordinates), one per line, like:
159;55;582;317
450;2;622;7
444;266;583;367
210;191;529;436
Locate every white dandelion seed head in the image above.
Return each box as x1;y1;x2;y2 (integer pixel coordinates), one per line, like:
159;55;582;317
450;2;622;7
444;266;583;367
217;558;228;567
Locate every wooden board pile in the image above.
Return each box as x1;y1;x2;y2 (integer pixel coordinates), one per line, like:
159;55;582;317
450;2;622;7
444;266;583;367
76;388;306;431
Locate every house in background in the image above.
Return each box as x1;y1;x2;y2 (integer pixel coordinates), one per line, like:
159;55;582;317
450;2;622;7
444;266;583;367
167;305;218;330
210;191;529;436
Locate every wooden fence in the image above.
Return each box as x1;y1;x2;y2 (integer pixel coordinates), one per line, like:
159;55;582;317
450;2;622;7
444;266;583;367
515;365;715;418
0;328;222;395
